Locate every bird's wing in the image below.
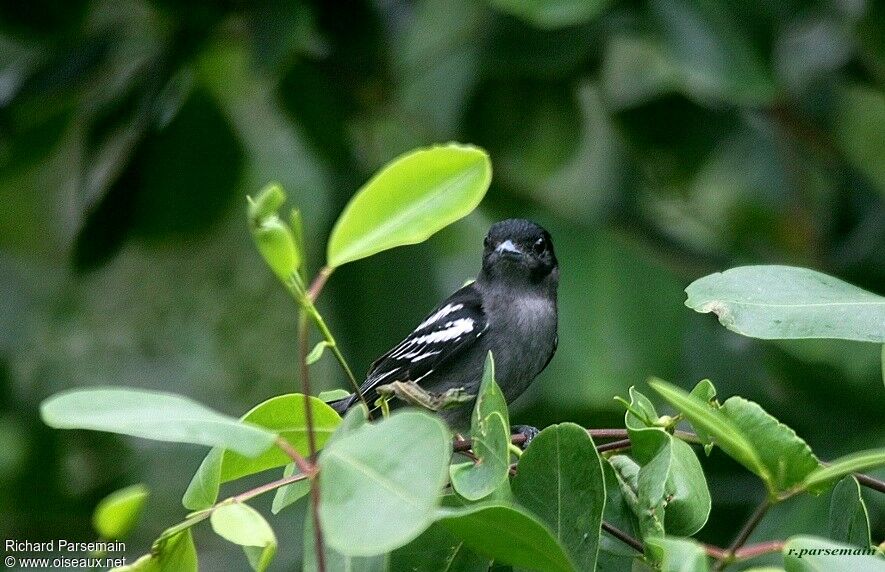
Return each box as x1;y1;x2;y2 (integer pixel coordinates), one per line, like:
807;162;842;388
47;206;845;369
358;283;488;399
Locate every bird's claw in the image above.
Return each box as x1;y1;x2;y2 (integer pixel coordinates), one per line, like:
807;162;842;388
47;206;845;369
511;425;540;449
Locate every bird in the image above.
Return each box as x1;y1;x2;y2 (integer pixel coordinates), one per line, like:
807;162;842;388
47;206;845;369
330;219;559;433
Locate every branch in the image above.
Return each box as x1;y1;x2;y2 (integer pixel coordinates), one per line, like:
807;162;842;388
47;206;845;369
307;266;333;303
713;499;770;571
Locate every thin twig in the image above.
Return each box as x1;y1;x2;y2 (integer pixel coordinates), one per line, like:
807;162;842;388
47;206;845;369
601;521;644;553
307;266;333;303
713;499;770;570
853;472;885;494
597;438;632;454
734;541;785;560
298;313;326;572
275;436;315;477
233;472;308;503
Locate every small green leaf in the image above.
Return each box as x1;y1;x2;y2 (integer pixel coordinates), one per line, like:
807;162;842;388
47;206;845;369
318;389;351;403
183;394;339;510
270;463;310;515
800;449;885;493
326;143;491;268
685;265;885;342
306;341;331;365
487;0;611;29
783;536;885;571
437;504;575;572
319;410;451;556
450;353;511;501
210;503;276;572
111;529;197;572
828;477;872;548
93;484;149;540
252;217;300;282
247;183;286;226
40;388;277;457
645;536;709;572
597;458;641;570
512;423;606;571
688;379;717;455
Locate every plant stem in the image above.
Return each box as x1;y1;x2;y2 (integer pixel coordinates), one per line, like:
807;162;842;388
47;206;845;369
853;472;885;494
307;265;333;302
713;499;770;570
601;521;644;553
597;438;632;454
275;436;315;477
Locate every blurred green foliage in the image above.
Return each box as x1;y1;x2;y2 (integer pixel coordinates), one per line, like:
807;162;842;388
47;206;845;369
0;0;882;567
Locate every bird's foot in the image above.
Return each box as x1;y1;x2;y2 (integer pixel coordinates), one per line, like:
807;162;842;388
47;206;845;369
511;425;540;449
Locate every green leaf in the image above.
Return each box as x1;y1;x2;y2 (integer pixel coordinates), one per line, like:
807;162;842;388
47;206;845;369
270;463;310;515
645;536;709;572
40;388;277;457
828;477;872;548
319;410;451;556
318;389;351;403
210;503;276;572
390;522;491;572
648;380;768;488
306;341;331;365
688;379;717;455
685;265;885;342
111;529;197;572
719;396;819;493
93;484;149;540
783;536;885;571
834;84;885;194
512;423;606;570
247;184;301;282
303;507;388;572
623;388;710;536
326;143;491;268
597;458;641;571
437;503;576;572
450;352;511;501
800;449;885;494
487;0;611;29
183;394;339;510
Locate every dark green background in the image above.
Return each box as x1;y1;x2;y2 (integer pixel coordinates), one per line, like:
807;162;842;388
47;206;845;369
1;0;882;568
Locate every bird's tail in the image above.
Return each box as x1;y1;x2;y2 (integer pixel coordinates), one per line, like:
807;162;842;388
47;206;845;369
327;394;356;415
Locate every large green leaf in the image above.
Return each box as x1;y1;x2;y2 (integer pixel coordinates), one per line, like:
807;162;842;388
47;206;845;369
437;504;576;572
318;410;451;556
512;423;606;570
652;380;820;496
40;388;276;457
597;458;641;571
303;507;388;572
685;266;885;342
450;352;511;501
270;463;310;515
487;0;611;29
719;396;819;493
93;484;149;541
828;477;872;548
645;536;709;572
326;143;491;268
648;380;768;487
799;448;885;494
389;522;490;572
183;394;339;510
783;536;885;571
210;503;277;572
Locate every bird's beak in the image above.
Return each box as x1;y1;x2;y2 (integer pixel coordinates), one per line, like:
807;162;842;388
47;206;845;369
495;239;523;259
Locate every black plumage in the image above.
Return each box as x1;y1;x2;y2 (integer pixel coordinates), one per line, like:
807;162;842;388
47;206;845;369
331;219;559;430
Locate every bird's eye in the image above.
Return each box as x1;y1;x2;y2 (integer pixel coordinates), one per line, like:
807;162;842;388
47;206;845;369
533;237;546;255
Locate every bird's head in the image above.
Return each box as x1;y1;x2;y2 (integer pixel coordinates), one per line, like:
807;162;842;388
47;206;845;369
480;219;558;288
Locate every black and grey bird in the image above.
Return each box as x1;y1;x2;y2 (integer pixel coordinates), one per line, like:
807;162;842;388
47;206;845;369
331;219;559;431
